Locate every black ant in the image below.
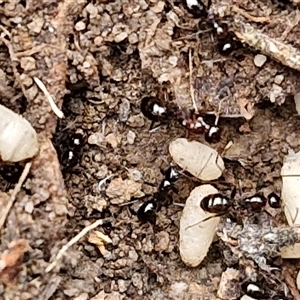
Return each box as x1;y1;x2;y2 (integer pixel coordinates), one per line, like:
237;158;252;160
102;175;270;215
189;190;282;227
53;131;85;170
141;97;222;143
140;96;170;129
267;192;281;209
137;166;180;223
183;0;241;55
200;193;231;214
183;0;210;18
241;282;267;299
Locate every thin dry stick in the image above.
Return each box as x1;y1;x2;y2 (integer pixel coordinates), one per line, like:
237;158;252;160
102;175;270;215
189;48;198;113
231;6;270;24
45;218;112;273
0;161;32;230
234;22;300;72
34;77;64;119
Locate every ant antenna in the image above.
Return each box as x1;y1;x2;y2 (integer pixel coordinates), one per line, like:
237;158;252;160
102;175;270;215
185;212;226;230
189;48;199;114
214;98;225;126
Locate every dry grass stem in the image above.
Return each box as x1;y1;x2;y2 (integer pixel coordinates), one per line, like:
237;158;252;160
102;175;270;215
0;161;32;230
45;218;112;273
34;77;64;119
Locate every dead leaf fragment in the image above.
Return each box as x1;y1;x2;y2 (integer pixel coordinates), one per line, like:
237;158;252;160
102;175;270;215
88;231;112;256
281;150;300;226
106;178;144;204
217;268;241;299
237;98;255;120
0;239;29;284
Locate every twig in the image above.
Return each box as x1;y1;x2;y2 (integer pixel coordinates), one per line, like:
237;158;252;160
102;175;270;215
189;48;198;113
234;22;300;72
45;218;112;273
33;77;64;119
15;44;60;58
0;161;32;230
280;10;300;41
231;6;270;24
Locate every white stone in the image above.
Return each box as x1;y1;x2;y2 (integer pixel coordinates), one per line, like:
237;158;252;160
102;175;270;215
254;54;267;67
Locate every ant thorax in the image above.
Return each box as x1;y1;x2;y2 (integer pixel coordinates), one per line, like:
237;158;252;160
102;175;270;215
179;110;210;134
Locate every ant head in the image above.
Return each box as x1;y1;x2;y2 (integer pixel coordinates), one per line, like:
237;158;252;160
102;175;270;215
267;192;281;209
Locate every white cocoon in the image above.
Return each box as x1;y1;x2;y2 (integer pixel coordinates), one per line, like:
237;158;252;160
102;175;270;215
0;104;38;162
179;185;221;267
281;150;300;226
169;138;224;181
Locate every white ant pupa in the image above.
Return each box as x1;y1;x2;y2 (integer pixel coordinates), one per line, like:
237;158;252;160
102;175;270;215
0;104;38;162
169;138;224;181
179;184;221;267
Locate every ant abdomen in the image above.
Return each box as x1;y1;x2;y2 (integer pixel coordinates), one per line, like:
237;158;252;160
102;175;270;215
200;193;231;214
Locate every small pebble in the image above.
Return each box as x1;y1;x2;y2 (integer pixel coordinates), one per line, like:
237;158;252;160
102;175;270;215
274;74;284;85
127;130;136;144
88;132;105;146
75;21;86;31
117;279;128;293
254;54;267;67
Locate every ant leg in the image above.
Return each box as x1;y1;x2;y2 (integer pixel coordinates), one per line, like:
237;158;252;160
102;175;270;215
230;186;237;199
207;0;212;10
213;98;226;126
149;121;161;131
185;212;226;230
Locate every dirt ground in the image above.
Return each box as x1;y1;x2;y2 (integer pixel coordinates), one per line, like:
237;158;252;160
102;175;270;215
2;0;300;299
